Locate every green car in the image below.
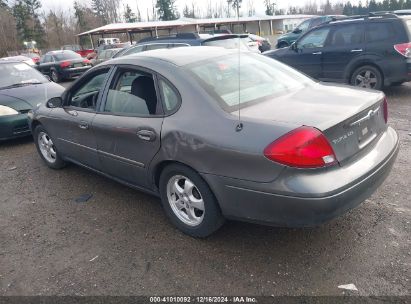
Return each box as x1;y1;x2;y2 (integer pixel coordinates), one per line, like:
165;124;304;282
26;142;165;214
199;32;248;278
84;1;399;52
276;16;343;49
0;61;64;141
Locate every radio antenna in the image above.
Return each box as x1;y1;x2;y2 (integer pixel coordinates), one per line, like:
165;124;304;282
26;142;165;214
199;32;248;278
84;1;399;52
235;0;243;132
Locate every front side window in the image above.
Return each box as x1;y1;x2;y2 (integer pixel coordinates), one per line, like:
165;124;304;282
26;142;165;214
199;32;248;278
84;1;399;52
186;53;313;112
43;55;53;63
298;28;330;49
69;69;110;110
104;69;159;116
329;24;365;46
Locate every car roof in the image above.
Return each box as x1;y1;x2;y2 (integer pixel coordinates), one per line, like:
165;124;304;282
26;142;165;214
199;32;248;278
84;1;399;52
108;46;240;67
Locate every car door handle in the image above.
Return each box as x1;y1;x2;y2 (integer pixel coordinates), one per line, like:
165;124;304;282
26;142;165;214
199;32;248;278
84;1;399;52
78;121;89;130
137;129;156;142
312;52;322;55
351;49;363;52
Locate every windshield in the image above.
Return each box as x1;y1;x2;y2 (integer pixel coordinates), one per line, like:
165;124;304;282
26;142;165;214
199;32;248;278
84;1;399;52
202;37;250;50
186;53;313;112
53;51;82;61
0;62;48;89
296;19;310;32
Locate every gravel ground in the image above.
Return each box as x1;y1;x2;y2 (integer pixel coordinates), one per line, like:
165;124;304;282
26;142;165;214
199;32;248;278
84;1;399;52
0;82;410;296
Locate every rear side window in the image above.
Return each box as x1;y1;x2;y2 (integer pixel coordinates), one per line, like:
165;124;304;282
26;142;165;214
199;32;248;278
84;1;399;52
145;44;169;51
124;45;144;55
329;24;364;46
366;23;396;42
159;78;180;113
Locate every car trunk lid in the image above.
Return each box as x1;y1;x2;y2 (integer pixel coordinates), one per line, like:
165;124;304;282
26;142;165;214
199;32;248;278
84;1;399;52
235;83;387;164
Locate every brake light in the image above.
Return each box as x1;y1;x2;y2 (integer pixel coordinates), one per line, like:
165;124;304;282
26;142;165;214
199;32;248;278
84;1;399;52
83;59;90;64
264;126;337;168
383;97;388;124
257;40;262;46
394;42;411;58
60;61;71;68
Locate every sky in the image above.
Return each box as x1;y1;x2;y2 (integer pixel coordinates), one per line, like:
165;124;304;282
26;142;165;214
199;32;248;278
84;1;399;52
39;0;356;20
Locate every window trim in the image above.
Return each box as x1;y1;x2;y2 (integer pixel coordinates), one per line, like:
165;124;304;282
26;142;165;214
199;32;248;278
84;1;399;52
97;64;166;118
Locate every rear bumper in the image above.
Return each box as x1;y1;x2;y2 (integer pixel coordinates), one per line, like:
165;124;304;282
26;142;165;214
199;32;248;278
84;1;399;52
202;127;399;227
61;66;91;79
0;114;31;141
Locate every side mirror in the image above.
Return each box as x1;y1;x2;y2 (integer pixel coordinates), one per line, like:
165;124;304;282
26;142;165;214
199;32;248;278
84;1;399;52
291;42;298;51
46;97;63;108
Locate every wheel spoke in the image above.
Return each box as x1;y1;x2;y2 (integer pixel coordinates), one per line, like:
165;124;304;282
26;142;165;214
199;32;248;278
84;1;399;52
173;180;184;196
185;206;196;221
365;71;371;79
189;196;204;211
184;179;195;195
369;78;377;84
356;75;364;82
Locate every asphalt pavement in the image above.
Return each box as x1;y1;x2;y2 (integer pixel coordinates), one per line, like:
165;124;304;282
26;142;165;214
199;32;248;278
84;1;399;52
0;82;410;296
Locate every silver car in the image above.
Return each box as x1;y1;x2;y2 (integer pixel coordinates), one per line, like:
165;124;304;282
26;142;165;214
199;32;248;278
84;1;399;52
28;47;399;237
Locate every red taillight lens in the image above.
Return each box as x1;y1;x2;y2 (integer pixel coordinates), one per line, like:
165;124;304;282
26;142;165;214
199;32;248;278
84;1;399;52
83;59;90;64
264;126;337;168
383;97;388;124
394;42;411;58
60;61;71;68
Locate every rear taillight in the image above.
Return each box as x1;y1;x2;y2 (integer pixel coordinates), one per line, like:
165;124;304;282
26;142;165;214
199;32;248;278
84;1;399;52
383;97;388;124
83;59;90;65
264;126;337;168
394;42;411;58
60;61;71;68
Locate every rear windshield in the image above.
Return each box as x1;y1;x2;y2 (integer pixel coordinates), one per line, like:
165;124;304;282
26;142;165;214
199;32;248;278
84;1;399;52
186;53;313;112
53;51;81;61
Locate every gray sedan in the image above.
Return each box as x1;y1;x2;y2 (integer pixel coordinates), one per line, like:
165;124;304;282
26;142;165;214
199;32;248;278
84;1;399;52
28;47;399;237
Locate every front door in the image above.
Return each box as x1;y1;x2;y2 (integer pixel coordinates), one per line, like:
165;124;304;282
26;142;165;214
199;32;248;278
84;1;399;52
92;66;164;188
322;23;366;81
288;27;331;79
46;67;112;169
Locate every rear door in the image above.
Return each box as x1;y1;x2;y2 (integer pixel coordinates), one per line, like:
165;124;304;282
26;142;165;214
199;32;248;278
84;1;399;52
92;66;164;188
38;55;54;75
287;27;331;78
322;23;366;81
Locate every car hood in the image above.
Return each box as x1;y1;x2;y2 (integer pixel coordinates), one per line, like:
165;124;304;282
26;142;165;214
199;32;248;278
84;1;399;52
0;82;64;111
235;82;384;131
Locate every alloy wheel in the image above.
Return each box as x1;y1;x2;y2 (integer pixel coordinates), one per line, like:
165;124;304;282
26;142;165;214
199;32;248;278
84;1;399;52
354;70;378;89
38;132;57;164
166;175;205;226
51;71;59;82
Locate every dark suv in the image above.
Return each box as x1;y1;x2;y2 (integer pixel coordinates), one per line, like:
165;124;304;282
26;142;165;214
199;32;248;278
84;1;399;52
265;14;411;90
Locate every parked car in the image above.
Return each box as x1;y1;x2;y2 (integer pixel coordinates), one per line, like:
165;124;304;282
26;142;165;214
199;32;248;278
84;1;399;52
393;9;411;16
265;14;411;90
29;47;398;237
113;33;252;58
0;55;36;66
20;52;40;64
97;38;121;46
87;43;129;60
248;34;271;52
36;50;92;83
90;48;122;66
0;61;64;140
276;15;344;48
62;44;94;58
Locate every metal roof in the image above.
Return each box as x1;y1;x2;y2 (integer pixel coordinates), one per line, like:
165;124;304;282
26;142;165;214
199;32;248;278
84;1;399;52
77;15;315;36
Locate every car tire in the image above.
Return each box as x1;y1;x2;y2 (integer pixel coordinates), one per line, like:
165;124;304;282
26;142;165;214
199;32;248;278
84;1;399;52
50;69;61;83
159;164;225;238
34;125;66;169
350;65;383;90
277;41;289;49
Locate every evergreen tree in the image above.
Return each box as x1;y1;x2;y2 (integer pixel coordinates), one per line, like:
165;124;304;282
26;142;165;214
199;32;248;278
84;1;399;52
227;0;242;17
92;0;109;24
0;0;8;8
156;0;178;21
12;0;44;47
264;0;275;15
124;4;137;22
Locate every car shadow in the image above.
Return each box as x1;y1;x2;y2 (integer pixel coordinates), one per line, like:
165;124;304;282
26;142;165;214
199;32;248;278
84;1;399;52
0;136;33;148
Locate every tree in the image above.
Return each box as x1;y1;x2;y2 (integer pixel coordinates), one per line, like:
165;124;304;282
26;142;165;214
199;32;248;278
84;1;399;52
0;0;8;8
227;0;242;17
156;0;179;21
124;4;137;22
0;5;19;56
91;0;120;25
264;0;276;15
12;0;45;47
